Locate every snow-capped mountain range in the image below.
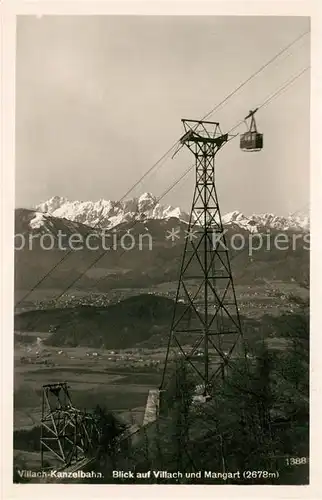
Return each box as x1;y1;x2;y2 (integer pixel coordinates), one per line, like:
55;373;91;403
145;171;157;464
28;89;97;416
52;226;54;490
33;192;309;233
35;193;190;229
221;210;310;233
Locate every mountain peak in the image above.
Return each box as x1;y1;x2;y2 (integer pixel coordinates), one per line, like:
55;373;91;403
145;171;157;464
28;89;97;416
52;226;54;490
34;194;309;232
138;192;156;202
37;195;68;214
35;193;190;228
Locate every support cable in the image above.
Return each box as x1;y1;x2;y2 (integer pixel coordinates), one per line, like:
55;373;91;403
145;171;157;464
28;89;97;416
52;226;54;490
15;30;309;308
19;66;309;337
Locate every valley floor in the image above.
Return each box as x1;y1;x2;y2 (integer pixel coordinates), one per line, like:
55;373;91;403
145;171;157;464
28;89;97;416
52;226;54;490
13;281;309;479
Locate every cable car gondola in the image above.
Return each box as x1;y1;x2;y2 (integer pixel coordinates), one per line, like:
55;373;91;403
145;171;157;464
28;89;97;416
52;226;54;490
240;108;263;152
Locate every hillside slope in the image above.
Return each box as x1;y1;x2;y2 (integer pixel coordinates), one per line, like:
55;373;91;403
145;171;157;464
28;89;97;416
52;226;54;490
15;209;309;299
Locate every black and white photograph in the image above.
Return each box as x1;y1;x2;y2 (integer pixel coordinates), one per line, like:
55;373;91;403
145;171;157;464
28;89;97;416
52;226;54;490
4;7;314;489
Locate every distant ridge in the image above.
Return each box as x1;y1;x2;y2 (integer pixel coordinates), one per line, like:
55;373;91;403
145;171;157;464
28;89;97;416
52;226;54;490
34;193;309;233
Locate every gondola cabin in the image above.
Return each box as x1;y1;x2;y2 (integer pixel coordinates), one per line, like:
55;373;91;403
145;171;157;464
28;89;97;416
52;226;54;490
240;108;263;152
240;131;263;151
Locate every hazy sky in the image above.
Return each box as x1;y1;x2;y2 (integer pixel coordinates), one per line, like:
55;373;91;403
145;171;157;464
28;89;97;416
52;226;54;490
16;15;310;216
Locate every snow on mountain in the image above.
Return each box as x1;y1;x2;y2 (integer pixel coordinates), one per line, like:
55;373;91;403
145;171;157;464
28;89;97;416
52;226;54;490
34;194;309;233
37;195;68;214
36;193;191;229
29;212;49;230
15;208;96;238
222;211;310;233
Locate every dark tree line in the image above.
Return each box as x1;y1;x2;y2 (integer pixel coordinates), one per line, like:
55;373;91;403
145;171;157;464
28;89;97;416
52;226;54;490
93;290;309;484
13;290;309;485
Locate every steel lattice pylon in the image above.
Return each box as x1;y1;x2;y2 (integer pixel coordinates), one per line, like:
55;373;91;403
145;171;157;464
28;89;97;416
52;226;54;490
161;119;245;399
40;383;99;469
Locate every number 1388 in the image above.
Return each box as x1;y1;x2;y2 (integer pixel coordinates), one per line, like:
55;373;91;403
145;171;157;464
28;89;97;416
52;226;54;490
285;457;308;466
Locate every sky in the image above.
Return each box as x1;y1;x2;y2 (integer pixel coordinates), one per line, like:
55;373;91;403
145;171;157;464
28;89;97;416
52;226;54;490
15;15;310;216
